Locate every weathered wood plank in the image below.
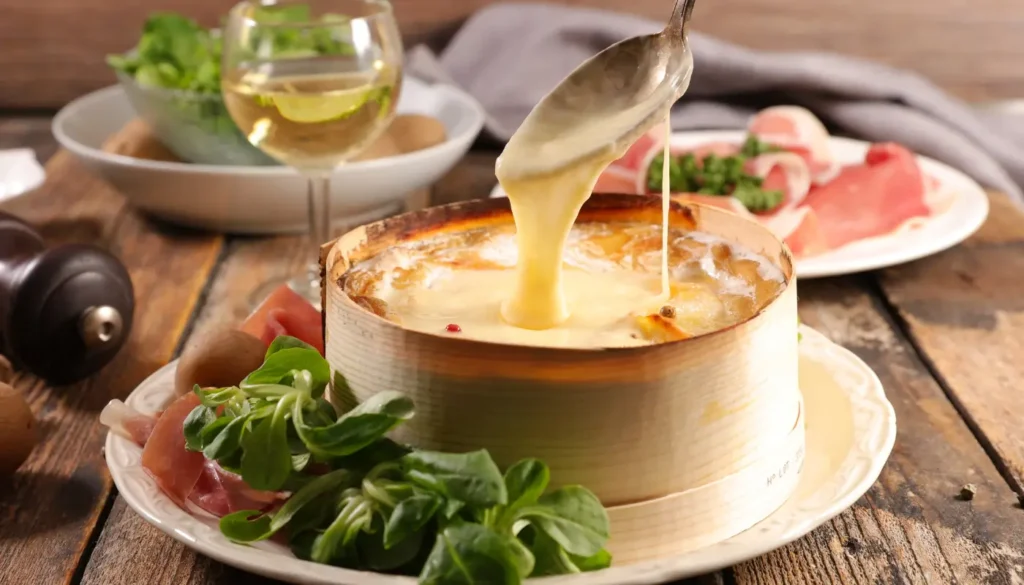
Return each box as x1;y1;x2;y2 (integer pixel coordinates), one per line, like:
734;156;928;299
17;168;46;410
732;277;1024;585
0;145;224;584
877;192;1024;498
4;0;1024;108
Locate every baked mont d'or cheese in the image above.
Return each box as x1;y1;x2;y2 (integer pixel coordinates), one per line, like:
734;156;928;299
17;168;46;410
341;220;785;349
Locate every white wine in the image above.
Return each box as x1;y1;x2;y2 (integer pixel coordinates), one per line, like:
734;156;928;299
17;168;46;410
223;59;400;170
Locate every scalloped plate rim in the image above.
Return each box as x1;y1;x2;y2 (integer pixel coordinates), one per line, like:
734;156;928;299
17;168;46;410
106;325;896;584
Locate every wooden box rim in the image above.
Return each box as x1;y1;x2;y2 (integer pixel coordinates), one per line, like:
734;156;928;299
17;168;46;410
320;193;795;355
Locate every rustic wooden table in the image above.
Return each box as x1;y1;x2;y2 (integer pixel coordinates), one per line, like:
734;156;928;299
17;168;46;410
1;115;1023;585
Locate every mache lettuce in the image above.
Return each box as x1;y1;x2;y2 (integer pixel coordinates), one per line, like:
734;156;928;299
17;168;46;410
187;336;611;584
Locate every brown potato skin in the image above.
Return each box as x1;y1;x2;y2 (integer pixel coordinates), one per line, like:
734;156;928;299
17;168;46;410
174;328;267;397
0;382;36;475
389;114;447;154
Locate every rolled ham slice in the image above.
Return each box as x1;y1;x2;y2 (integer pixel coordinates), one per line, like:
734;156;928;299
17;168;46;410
744;152;812;215
748;106;839;185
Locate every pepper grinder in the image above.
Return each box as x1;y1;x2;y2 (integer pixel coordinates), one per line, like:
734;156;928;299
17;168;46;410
0;211;134;385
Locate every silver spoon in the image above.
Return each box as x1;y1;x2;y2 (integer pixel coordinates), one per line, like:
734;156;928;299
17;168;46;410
498;0;697;179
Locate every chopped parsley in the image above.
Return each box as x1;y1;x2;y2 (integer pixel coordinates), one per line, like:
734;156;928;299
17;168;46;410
647;134;786;213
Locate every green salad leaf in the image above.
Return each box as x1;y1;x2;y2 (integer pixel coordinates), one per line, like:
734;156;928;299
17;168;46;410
107;13;221;93
106;9;356;153
518;486;609;557
195;334;609;584
108;9;354;93
402;450;508;509
419;524;525;585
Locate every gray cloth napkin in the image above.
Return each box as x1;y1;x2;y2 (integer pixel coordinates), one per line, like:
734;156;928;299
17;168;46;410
408;2;1024;205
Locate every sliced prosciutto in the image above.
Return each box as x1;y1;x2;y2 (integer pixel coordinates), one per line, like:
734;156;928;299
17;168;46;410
748;106;839;185
762;207;828;258
101;282;326;518
139;393;207;508
799;142;930;249
100;399;160;446
189;460;283;517
744;152;812;215
241;285;324;355
102;393;287;516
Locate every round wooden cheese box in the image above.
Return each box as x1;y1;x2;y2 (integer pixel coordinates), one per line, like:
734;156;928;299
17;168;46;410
320;194;803;564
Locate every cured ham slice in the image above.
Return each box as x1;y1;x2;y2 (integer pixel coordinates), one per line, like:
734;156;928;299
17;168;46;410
139;393;207;509
241;285;324;355
189;461;284;517
762;207;828;258
748;105;832;162
100;283;320;519
800;142;929;249
102;393;285;517
744;152;812;214
100;399;159;446
748;106;839;185
594;167;638;194
603;120;668;194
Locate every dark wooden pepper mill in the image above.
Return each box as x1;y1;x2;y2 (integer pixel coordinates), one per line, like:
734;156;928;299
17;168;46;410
0;211;134;385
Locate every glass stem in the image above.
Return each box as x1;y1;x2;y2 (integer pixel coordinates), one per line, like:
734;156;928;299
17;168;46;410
305;172;332;290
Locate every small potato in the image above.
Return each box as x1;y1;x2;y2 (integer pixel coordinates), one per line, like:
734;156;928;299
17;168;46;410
388;114;447;154
0;382;36;475
356;131;402;161
174;328;268;397
104;118;180;162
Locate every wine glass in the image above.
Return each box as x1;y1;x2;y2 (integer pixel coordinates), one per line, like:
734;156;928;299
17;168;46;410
221;0;403;307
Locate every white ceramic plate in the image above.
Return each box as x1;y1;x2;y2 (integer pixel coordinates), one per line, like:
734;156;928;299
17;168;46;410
489;131;990;279
54;77;485;234
105;326;896;584
0;148;45;202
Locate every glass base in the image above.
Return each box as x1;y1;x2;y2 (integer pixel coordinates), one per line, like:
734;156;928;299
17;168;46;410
247;274;322;312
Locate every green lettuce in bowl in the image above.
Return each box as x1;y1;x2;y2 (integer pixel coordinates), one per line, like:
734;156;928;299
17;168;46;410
107;9;356;166
108;13;275;166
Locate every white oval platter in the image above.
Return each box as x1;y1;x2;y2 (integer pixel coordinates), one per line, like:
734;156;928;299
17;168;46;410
105;325;896;584
489;131;990;280
54;76;485;235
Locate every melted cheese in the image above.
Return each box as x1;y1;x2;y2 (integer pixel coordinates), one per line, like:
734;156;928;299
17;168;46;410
343;224;784;349
495;109;676;332
495;153;620;330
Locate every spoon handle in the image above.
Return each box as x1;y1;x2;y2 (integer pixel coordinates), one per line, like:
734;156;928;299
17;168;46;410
667;0;697;38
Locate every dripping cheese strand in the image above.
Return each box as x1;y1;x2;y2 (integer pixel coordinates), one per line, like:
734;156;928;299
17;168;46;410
661;117;671;300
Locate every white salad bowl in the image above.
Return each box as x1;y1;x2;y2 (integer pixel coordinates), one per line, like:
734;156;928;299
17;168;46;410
52;76;485;234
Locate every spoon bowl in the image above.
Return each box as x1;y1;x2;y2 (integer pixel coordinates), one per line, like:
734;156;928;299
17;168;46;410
498;0;697;178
